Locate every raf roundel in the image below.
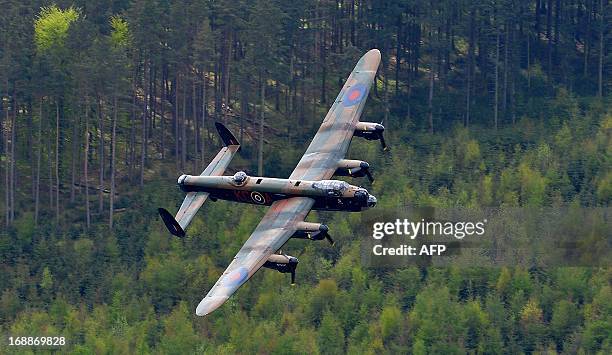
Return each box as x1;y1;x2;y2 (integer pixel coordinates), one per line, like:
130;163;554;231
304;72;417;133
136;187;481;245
251;191;267;204
342;83;367;107
226;267;249;287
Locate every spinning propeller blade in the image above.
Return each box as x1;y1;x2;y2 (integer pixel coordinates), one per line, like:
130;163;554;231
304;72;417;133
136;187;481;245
378;133;389;151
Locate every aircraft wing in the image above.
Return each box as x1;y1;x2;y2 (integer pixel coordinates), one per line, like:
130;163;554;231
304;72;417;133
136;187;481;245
159;123;240;237
173;142;239;232
289;49;381;181
196;196;314;316
196;50;380;316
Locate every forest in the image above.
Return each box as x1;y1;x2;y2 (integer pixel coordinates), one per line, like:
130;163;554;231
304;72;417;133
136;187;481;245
0;0;610;353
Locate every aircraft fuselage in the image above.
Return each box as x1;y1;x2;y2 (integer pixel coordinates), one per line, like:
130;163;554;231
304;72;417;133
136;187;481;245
177;172;376;212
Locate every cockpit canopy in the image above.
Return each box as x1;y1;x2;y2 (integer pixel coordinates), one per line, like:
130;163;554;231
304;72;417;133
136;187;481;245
312;180;349;197
232;171;248;185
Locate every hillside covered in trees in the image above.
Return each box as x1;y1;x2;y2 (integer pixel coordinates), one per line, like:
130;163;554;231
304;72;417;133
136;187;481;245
1;0;610;353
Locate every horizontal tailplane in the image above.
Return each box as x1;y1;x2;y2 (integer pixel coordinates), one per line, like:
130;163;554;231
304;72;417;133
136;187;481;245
160;122;240;236
158;208;186;237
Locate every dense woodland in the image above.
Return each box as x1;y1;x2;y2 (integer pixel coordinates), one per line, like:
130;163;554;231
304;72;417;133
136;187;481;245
0;0;610;354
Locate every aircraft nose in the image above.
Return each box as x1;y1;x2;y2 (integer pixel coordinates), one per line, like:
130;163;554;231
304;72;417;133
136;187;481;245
196;295;229;316
354;189;368;203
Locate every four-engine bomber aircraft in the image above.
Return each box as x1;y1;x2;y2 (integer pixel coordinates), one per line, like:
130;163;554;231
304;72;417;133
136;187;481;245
159;49;385;316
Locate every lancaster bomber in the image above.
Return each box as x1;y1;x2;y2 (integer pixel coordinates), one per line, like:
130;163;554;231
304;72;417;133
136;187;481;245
158;49;385;316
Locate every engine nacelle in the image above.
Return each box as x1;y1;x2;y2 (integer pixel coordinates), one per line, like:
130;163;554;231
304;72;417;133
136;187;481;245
354;122;388;151
335;159;373;182
292;222;334;245
354;122;383;139
263;254;299;284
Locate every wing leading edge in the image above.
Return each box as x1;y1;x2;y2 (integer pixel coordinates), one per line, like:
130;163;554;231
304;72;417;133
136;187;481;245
161;123;240;237
196;49;380;316
289;49;381;181
196;197;314;316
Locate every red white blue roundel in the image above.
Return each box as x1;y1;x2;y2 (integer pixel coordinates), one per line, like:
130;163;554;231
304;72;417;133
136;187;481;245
226;267;249;287
250;191;266;204
343;83;367;107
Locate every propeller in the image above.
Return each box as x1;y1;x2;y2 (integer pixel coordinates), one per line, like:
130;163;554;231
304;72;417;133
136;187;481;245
287;255;298;285
375;123;389;151
266;253;300;286
319;228;335;246
310;224;334;245
347;162;374;182
378;132;389;151
361;161;375;182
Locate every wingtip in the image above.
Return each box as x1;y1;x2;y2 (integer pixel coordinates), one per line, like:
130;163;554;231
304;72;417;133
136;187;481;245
195;295;229;317
368;48;381;58
358;49;381;72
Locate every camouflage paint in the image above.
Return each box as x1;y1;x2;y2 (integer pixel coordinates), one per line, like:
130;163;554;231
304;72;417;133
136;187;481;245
194;49;381;316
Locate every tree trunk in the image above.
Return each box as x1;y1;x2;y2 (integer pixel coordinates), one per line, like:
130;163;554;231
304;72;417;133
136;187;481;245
546;0;553;76
174;73;180;163
4;92;9;225
200;74;208;156
427;62;434;134
70;102;80;203
321;30;327;104
129;79;136;180
34;97;42;225
109;95;117;229
140;60;147;187
494;29;500;130
383;65;389;126
258;75;265;176
55;101;60;223
27;101;34;202
465;9;474;127
98;98;105;213
240;78;247;144
10;96;16;223
181;79;187;170
151;66;157;131
503;23;509;121
223;30;231;108
193;78;198;172
584;0;592;77
350;0;356;45
84;99;90;229
289;47;294;119
395;15;402;95
597;0;604;97
161;67;166;160
527;31;531;89
48;120;53;219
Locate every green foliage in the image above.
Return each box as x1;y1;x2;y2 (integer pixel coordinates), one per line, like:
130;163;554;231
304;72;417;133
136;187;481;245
159;302;200;355
318;312;345;355
110;15;130;48
379;303;401;342
34;6;80;53
1;0;610;353
40;266;53;290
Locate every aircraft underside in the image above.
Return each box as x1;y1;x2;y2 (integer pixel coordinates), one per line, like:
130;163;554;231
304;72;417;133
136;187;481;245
158;49;384;316
202;187;369;212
